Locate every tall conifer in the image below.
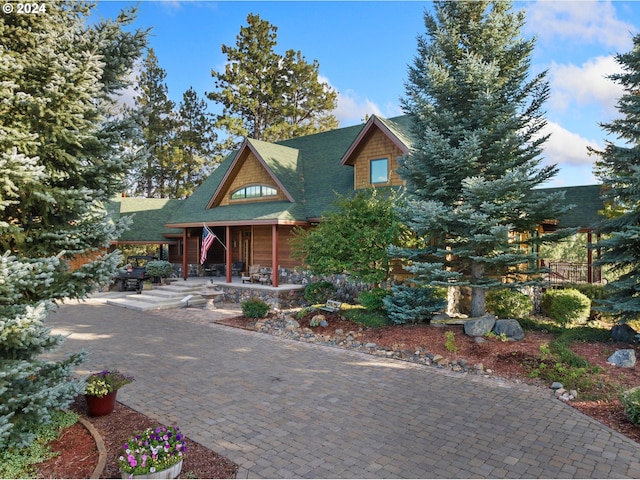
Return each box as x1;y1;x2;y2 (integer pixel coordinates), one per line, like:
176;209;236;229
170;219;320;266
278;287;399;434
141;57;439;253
591;33;640;322
0;2;146;446
397;1;569;317
208;13;337;151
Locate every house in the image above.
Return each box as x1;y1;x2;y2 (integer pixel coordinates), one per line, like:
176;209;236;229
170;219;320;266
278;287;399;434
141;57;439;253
109;114;605;286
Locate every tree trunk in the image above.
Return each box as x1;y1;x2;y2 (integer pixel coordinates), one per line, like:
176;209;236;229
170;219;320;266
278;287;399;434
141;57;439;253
470;261;486;317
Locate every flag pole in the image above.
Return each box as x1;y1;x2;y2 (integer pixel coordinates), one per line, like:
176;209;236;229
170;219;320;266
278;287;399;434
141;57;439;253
203;224;227;250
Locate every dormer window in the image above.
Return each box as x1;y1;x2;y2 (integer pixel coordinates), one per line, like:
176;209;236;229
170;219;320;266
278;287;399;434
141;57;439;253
231;185;278;200
370;158;389;184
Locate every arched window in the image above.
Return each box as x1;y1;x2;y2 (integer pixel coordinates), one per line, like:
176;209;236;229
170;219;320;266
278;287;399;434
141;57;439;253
231;185;278;200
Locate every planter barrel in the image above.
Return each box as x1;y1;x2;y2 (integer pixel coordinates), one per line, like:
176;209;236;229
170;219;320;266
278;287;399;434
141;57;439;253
85;390;117;416
121;459;183;479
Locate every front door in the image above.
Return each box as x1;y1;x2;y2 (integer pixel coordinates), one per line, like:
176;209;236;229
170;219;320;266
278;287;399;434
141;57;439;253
242;231;251;267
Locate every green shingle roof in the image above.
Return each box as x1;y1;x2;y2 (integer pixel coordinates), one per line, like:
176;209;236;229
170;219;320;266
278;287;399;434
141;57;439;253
538;184;604;228
107;197;183;242
141;114;604;238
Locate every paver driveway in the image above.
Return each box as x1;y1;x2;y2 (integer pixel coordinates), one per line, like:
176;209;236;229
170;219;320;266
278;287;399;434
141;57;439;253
46;298;640;479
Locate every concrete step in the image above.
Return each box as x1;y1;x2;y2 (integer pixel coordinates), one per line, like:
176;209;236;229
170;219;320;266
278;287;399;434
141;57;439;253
106;281;211;311
106;295;206;312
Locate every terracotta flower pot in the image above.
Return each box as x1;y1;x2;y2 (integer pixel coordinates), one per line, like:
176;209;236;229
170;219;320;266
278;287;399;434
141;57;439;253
85;390;117;416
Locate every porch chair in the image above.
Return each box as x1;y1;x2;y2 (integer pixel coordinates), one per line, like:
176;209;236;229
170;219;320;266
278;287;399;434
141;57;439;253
242;265;261;283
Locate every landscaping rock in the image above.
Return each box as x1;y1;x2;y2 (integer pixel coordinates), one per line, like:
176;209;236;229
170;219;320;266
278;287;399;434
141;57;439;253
493;319;524;341
608;349;637;368
464;314;496;337
285;318;300;331
611;324;638;343
550;382;563;390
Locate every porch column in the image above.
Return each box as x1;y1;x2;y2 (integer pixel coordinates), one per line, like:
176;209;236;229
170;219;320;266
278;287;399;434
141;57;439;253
226;225;233;283
182;228;188;280
272;224;279;287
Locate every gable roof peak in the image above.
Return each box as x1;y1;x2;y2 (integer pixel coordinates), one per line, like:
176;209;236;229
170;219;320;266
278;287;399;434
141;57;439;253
340;114;413;166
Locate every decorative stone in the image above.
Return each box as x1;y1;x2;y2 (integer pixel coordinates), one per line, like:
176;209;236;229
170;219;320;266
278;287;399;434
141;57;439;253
550;382;563;390
464;314;496;337
432;354;444;363
608;349;637;368
335;328;344;335
474;336;485;344
365;342;377;349
611;324;638;343
493;319;524;341
319;320;328;327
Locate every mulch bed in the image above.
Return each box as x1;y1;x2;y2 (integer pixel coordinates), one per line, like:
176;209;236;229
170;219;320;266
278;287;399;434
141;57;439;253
36;396;238;479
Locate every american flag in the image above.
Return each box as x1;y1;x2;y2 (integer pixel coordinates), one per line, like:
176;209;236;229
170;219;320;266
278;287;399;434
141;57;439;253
200;226;215;264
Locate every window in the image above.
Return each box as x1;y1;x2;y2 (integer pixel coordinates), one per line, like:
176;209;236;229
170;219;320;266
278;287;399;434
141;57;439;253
231;185;278;200
370;158;389;184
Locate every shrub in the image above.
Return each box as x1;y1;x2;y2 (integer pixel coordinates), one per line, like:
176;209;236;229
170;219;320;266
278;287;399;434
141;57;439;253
146;260;173;279
241;297;270;318
383;284;447;325
541;288;591;326
358;288;389;312
621;387;640;425
486;288;533;319
304;281;336;304
444;331;457;353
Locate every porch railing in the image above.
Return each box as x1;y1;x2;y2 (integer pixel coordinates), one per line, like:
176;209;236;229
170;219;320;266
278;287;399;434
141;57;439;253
543;260;602;284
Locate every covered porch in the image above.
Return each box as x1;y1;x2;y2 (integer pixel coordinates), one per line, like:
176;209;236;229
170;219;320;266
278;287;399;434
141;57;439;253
173;221;307;288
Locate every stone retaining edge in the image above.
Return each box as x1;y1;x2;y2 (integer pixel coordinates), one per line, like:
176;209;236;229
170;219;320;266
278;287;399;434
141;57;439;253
79;417;107;479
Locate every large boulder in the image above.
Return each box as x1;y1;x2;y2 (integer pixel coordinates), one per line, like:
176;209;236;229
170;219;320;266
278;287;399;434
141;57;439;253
611;324;638;343
493;319;525;341
608;349;637;368
464;314;496;337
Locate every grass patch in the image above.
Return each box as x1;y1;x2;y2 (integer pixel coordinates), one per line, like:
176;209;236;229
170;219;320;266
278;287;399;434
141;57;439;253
341;304;389;328
0;410;79;479
518;318;611;398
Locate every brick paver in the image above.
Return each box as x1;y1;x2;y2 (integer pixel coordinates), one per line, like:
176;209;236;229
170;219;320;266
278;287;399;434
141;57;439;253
46;293;640;479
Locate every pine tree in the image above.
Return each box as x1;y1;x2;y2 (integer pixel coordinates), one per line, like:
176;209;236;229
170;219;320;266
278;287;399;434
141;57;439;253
208;13;337;151
591;33;640;323
0;2;146;447
172;87;217;197
396;0;570;317
133;48;176;197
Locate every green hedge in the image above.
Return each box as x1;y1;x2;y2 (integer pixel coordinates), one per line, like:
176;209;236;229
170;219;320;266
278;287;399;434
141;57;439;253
486;288;533;319
541;288;591;326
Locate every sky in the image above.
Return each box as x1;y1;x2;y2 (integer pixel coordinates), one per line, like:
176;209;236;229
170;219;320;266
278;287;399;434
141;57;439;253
92;0;640;188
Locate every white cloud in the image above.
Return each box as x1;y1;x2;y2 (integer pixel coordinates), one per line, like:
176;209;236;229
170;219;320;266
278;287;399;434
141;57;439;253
318;75;383;126
549;56;624;114
526;1;636;51
334;90;383;126
541;121;601;168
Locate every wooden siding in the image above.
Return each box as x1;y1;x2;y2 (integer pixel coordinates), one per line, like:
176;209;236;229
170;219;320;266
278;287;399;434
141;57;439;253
252;225;272;266
219;152;287;205
353;129;405;189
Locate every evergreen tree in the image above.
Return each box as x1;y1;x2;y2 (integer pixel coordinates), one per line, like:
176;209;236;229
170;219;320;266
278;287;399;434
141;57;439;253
0;2;146;447
208;13;337;151
172;87;217;197
133;48;175;197
396;0;569;317
591;33;640;323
